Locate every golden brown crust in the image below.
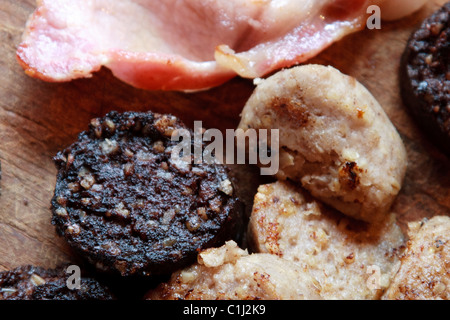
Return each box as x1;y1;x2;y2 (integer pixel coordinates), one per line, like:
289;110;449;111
383;215;450;300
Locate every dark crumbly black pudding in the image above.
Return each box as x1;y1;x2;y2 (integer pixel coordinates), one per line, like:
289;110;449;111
51;111;242;276
400;2;450;155
0;265;114;300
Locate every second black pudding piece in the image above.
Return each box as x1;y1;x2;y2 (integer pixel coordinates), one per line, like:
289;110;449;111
0;265;114;300
51;111;242;276
400;2;450;155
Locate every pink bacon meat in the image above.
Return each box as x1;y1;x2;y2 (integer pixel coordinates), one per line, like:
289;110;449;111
16;0;387;91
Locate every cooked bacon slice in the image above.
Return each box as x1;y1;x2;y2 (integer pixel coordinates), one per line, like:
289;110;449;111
16;0;425;91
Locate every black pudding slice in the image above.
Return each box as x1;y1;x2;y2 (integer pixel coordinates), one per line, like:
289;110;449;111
51;111;243;276
0;265;114;300
400;2;450;155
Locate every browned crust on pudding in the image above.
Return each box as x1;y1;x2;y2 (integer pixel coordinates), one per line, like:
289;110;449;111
383;216;450;300
238;64;408;223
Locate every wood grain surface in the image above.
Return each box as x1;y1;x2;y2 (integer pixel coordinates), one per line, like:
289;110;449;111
0;0;449;275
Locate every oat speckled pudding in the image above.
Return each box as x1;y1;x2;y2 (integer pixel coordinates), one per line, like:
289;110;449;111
51;111;243;276
400;2;450;155
0;265;114;300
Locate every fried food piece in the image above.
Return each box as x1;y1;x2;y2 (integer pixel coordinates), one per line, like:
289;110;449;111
383;215;450;300
400;2;450;155
247;181;406;300
51;111;242;276
238;64;407;222
0;265;114;300
146;240;321;300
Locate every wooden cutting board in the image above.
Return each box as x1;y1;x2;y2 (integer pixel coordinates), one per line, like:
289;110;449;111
0;0;448;275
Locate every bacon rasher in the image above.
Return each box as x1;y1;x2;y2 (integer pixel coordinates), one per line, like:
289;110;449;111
16;0;426;91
